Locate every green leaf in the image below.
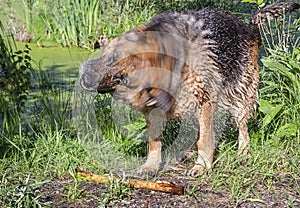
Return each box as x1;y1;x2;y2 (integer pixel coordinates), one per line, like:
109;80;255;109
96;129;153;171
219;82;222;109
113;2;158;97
259;99;283;128
258;99;273;114
257;0;265;8
262;59;300;93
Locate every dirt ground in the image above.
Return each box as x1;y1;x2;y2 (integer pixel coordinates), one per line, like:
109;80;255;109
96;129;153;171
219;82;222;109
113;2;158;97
39;162;300;208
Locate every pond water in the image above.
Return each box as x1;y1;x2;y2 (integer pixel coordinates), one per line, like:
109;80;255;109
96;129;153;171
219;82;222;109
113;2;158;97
16;42;100;83
15;42;103;114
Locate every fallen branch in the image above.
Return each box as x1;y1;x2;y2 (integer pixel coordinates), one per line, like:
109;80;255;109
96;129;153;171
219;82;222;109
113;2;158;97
75;168;184;195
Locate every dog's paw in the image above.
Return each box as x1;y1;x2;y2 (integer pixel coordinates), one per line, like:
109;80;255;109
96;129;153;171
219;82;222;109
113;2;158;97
138;158;160;174
187;164;205;177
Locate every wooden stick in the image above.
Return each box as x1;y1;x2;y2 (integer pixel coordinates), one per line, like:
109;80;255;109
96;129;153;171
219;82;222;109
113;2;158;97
75;168;184;195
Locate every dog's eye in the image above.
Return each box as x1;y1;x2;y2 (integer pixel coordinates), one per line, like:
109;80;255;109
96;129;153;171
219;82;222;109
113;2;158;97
113;50;123;61
106;55;114;66
112;74;129;86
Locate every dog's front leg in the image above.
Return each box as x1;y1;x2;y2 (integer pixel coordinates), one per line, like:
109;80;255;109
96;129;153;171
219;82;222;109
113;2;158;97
139;135;162;174
139;108;166;174
188;102;215;177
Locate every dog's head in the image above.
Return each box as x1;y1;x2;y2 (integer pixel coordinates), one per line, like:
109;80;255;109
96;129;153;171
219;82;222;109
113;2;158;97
79;23;186;112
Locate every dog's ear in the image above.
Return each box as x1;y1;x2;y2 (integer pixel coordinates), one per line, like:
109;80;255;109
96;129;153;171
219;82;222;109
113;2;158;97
134;22;168;33
134;16;175;33
135;24;147;32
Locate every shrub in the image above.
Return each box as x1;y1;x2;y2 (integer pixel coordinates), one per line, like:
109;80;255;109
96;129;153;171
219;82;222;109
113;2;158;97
0;21;32;137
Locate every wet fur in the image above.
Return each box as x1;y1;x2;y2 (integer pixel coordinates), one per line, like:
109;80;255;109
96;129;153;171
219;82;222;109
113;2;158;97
79;2;300;176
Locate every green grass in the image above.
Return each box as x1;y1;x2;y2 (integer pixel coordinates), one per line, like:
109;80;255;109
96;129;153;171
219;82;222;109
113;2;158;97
189;136;300;206
1;121;299;206
0;128;104;207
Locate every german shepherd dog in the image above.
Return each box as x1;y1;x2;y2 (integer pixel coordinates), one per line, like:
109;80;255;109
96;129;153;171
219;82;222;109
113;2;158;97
79;2;300;176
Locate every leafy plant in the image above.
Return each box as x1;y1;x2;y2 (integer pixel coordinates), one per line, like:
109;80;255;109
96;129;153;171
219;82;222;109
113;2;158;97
0;22;31;110
0;20;32;138
258;49;300;139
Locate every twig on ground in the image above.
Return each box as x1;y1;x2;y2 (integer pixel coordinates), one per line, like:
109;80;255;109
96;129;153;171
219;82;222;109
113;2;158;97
75;168;185;195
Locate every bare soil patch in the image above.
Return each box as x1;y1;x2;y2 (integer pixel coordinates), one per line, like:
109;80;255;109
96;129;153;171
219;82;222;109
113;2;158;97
40;163;300;207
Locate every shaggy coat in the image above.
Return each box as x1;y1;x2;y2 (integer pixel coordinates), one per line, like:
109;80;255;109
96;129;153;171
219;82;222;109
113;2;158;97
79;2;300;176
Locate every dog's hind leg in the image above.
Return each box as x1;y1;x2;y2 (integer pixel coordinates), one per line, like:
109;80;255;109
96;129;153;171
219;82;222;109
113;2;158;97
236;42;259;156
187;101;215;177
237;118;250;156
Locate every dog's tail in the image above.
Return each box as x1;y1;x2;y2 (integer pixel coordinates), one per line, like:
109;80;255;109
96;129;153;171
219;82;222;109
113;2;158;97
250;2;300;25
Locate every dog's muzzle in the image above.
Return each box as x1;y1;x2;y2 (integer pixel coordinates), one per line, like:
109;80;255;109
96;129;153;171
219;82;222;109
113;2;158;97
79;62;100;92
79;71;100;92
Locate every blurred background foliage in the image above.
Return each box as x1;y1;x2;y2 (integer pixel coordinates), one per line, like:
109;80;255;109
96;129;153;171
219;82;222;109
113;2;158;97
0;0;260;49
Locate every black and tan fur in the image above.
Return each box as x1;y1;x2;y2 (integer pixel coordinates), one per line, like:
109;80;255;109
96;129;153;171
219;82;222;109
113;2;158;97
79;2;300;176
